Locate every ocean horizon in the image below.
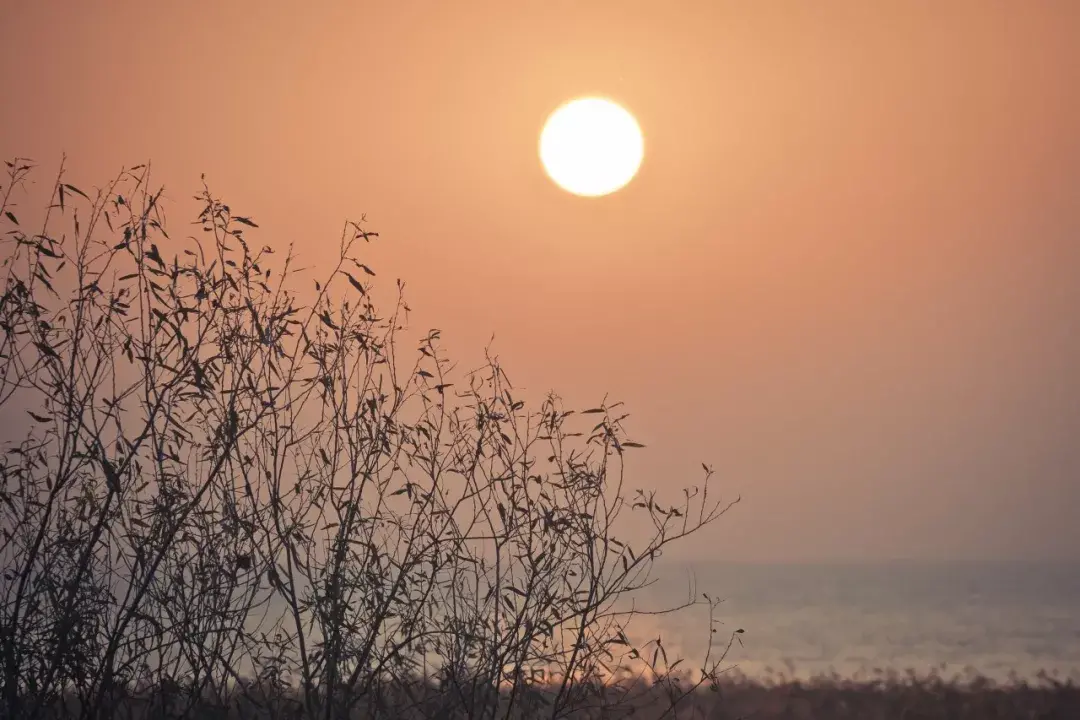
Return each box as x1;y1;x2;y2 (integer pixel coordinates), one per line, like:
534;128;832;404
632;559;1080;684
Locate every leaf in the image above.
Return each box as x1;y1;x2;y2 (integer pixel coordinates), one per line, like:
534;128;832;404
146;244;164;267
341;271;366;294
622;442;645;449
417;369;433;379
581;408;605;414
62;183;89;200
34;342;59;359
4;211;17;226
233;216;259;227
27;411;50;423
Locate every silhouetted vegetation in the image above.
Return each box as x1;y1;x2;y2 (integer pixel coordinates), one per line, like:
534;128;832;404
0;157;741;719
15;669;1080;719
695;668;1080;719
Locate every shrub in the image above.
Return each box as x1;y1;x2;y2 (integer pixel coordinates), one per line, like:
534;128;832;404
0;157;738;720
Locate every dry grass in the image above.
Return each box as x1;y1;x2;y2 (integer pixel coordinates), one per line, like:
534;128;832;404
28;669;1080;720
694;669;1080;720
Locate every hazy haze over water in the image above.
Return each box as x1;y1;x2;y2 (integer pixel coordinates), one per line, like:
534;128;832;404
638;561;1080;682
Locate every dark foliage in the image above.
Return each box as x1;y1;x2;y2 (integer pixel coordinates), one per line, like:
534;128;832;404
0;157;739;720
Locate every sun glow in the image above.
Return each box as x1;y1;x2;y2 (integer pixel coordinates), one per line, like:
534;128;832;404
539;97;644;197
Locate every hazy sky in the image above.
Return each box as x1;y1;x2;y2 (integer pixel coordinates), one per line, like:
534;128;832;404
3;1;1078;563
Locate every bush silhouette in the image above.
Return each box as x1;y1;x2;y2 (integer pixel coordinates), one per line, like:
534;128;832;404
0;157;739;720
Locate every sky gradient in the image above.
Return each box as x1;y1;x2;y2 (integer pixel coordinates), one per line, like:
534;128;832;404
3;0;1078;562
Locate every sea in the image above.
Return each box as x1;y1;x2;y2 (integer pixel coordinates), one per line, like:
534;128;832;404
629;561;1080;684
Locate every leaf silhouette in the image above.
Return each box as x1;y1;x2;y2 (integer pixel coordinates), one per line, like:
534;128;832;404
62;183;89;200
341;271;366;294
146;244;164;267
34;342;59;359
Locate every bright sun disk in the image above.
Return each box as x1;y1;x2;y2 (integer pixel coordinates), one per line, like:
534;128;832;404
539;97;644;197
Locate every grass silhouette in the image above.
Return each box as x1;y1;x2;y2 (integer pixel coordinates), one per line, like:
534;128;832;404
25;669;1080;719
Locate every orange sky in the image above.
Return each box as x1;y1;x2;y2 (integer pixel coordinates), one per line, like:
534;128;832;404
3;0;1079;562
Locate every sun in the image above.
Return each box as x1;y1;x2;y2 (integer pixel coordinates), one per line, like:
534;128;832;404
539;97;644;197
